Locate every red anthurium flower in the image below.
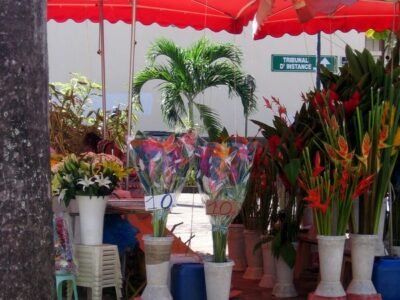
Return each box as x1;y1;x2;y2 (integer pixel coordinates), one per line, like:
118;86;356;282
352;174;375;199
312;151;324;177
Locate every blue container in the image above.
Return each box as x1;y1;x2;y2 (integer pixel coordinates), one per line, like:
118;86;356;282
171;263;207;300
372;257;400;300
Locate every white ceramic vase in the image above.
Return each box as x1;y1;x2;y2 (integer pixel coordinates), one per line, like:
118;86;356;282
375;198;387;256
259;242;276;288
243;229;263;279
204;259;234;300
314;235;346;298
272;256;297;298
347;234;380;297
227;224;247;271
76;195;108;245
142;235;174;300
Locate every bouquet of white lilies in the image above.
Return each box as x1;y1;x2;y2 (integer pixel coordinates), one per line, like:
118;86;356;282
52;152;129;206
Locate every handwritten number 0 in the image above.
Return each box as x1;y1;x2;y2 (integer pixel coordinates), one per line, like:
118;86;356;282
220;201;232;215
161;194;173;209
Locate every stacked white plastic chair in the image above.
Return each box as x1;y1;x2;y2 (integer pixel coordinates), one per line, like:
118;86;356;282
75;244;122;300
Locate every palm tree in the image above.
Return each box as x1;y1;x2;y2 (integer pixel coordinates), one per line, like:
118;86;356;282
133;37;257;140
0;1;55;298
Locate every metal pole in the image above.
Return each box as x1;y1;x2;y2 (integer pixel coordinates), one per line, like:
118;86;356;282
99;0;107;138
125;0;137;172
316;32;321;90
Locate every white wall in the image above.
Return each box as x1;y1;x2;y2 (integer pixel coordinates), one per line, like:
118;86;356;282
47;21;365;137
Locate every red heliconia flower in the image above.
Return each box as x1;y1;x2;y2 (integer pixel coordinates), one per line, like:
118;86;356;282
343;90;361;115
263;96;272;109
337;136;353;161
379;126;389;149
294;136;303;153
304;188;320;204
311;92;324;109
312;151;324;177
310;200;330;214
352;174;375;199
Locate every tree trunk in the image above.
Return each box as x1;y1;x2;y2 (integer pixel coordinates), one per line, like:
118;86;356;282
0;1;54;299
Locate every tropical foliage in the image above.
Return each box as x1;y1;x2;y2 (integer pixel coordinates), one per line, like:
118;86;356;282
133;37;257;140
49;74;138;155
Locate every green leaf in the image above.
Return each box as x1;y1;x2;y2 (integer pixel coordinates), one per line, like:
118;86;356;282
280;242;296;269
283;159;301;186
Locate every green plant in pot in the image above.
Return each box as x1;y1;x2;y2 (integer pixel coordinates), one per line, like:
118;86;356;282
241;143;279;280
133;37;257;141
311;45;400;298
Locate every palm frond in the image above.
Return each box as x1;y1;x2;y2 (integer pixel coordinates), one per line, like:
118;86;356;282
188;37;242;65
133;65;175;98
193;102;222;140
160;84;187;128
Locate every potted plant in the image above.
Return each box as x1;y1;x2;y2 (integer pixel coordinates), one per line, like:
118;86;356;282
129;131;196;300
317;46;400;299
196;137;256;300
52;152;128;245
252;97;311;298
241;143;279;285
299;96;374;299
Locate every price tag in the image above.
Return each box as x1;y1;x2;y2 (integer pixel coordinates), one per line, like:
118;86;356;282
144;193;176;211
205;200;239;216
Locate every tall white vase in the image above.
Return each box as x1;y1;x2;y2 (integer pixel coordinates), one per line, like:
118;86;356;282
314;235;346;298
142;235;173;300
204;259;234;300
347;234;381;299
375;198;387;256
259;242;276;288
272;256;297;298
76;195;108;245
243;229;263;279
227;224;247;271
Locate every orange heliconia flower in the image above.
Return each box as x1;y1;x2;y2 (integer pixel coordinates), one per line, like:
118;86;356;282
378;126;389;149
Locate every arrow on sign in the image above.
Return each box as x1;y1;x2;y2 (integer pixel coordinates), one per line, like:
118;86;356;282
320;58;330;66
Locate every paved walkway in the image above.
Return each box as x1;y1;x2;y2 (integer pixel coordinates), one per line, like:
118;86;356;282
166;193;213;255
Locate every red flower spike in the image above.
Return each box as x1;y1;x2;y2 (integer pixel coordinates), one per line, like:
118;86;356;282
379;126;389;149
263;96;272;109
268;135;281;157
278;105;287;116
330;115;339;132
312;151;324;177
304;188;320;204
362;133;371;158
294;136;303;153
352;174;375;199
324;143;338;161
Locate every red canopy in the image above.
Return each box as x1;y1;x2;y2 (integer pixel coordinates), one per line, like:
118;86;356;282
253;0;400;39
47;0;259;34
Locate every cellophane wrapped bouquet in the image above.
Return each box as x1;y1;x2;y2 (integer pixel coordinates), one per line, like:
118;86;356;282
130;132;196;237
196;137;256;262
